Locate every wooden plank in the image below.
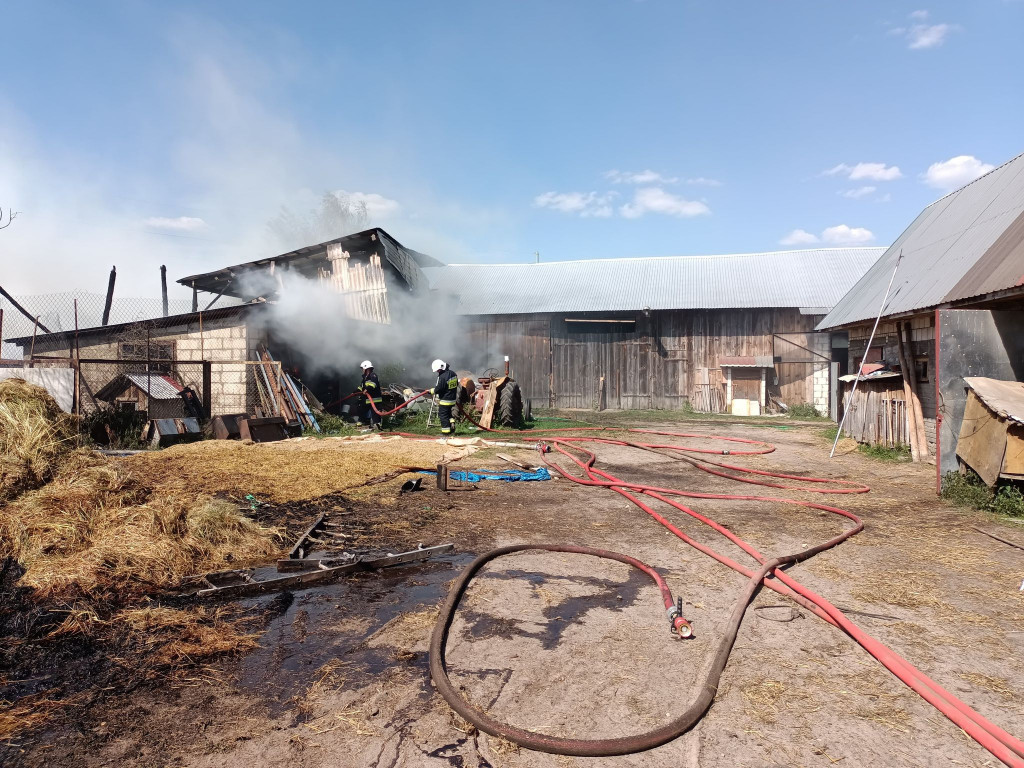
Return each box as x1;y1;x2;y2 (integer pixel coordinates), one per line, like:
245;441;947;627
191;544;456;599
1002;426;1024;476
956;391;1008;486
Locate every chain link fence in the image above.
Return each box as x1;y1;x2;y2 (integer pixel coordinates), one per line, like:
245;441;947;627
1;290;242;359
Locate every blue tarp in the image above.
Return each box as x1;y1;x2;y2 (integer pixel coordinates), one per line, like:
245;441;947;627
419;467;551;483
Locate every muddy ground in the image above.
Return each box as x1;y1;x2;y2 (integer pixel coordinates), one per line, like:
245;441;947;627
3;421;1023;768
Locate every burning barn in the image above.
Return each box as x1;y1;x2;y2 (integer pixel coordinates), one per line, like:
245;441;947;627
5;229;438;418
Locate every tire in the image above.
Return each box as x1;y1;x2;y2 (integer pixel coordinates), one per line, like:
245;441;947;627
497;380;524;428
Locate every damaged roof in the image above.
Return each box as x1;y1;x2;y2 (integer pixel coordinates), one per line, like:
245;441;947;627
423;247;885;315
178;228;440;298
818;151;1024;330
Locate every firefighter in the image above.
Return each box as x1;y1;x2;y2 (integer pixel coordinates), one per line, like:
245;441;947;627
359;360;383;430
430;359;458;439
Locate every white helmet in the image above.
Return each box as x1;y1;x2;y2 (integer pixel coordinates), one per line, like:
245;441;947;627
431;359;446;373
360;360;373;370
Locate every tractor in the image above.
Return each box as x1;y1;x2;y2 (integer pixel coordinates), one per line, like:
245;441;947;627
457;356;524;429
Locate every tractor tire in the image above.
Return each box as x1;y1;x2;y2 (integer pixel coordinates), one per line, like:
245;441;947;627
498;380;524;428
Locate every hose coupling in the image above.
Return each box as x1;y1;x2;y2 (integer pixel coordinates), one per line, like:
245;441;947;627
537;443;551;454
721;449;730;455
668;598;693;639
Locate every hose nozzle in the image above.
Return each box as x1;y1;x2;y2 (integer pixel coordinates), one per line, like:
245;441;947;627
668;597;693;639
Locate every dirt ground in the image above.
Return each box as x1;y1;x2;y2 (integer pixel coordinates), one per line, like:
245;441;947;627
3;421;1023;768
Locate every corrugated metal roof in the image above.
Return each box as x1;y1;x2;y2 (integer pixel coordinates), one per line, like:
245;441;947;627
96;373;184;401
423;248;884;315
818;151;1024;330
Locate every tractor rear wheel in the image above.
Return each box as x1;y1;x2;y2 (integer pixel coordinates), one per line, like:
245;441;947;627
498;380;524;428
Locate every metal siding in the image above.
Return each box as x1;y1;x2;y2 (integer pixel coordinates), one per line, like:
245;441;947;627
819;152;1024;329
423;248;885;315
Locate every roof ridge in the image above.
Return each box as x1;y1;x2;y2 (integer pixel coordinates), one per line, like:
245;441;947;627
921;149;1024;209
435;246;886;268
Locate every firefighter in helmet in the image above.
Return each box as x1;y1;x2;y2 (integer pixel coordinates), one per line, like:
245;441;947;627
359;360;383;430
429;359;458;439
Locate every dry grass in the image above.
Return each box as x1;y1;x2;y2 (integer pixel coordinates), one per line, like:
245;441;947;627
124;436;474;504
740;679;804;723
852;702;912;732
0;379;78;503
0;694;71;742
850;569;940;609
959;672;1018;701
0;604;254;740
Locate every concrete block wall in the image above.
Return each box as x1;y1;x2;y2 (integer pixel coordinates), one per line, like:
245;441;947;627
26;313;257;416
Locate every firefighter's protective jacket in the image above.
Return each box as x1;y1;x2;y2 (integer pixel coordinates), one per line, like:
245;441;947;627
431;367;458;406
360;371;383;404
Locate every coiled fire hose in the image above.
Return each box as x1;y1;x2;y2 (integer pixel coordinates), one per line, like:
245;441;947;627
424;424;1024;765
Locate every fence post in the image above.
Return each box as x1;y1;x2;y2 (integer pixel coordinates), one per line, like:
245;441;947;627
202;361;212;420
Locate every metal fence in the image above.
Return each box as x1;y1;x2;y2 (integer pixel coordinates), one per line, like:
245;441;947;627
0;289;242;359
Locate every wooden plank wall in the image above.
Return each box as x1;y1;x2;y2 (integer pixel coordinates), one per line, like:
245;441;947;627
847;312;936;448
840;380;910;446
462;308;825;411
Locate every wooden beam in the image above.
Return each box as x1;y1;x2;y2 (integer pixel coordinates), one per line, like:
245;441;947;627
0;284;52;334
896;321;928;461
102;266;116;325
160;265;169;317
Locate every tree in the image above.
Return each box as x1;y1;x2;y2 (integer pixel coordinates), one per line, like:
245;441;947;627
0;205;19;230
267;192;369;250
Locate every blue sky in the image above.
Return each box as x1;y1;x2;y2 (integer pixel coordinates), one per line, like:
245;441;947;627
1;0;1022;299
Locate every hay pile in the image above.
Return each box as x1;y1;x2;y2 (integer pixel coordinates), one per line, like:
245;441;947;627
1;453;281;600
0;382;282;739
0;378;78;503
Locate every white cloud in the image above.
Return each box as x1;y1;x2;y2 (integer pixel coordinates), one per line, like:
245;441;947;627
143;215;208;231
840;186;877;199
909;9;930;20
533;191;615;218
781;225;876;246
605;169;679;185
686;177;723;187
780;229;820;246
922;155;996;191
619;187;710;219
825;162;902;181
822;224;875;245
907;22;953;49
335;190;400;217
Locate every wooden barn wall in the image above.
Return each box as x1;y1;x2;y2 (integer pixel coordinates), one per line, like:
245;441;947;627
460;317;552;404
847;313;937;450
461;309;824;410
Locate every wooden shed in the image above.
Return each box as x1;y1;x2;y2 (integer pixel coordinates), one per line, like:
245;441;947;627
955;377;1024;486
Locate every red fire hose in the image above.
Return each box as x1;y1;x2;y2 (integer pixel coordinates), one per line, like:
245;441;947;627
427;425;1024;765
367;389;431;417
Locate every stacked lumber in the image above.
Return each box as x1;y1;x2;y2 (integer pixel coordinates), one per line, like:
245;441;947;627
252;344;321;433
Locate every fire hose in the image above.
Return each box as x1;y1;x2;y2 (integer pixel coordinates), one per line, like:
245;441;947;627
425;425;1024;765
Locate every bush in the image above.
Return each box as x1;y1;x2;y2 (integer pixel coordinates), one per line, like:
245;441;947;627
990;483;1024;518
786;402;821;419
82;407;149;449
308;412;358;437
941;469;1024;518
858;443;912;462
